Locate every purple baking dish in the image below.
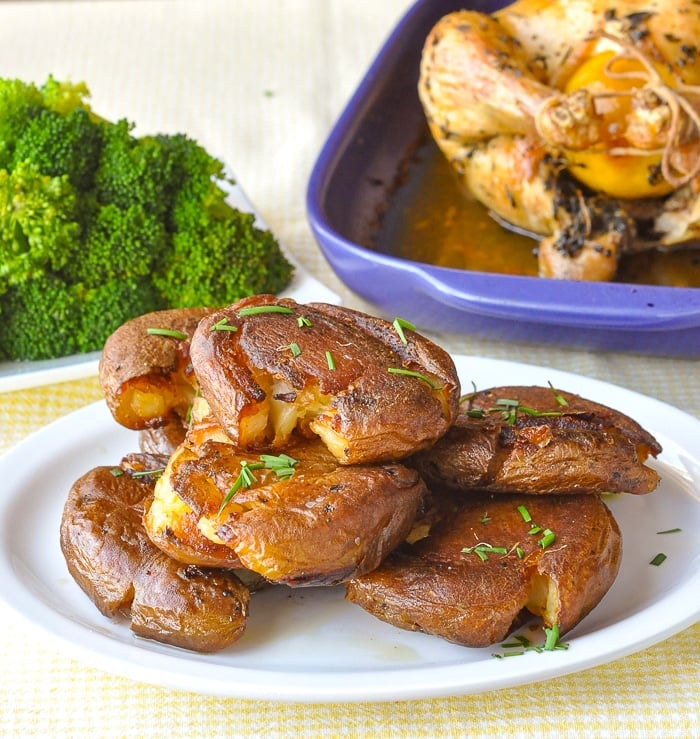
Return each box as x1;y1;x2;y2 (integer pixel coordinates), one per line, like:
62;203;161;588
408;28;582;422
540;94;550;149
306;0;700;357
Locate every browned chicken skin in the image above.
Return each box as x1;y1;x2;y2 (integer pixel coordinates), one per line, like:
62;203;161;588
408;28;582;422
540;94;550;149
411;385;662;495
419;0;700;280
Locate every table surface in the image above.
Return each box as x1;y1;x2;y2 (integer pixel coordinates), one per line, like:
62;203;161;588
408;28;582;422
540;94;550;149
0;1;698;737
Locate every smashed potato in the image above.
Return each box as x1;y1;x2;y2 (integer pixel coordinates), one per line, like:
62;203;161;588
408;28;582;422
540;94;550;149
99;307;210;430
346;492;622;647
61;297;665;653
146;417;427;586
60;462;251;652
189;295;461;464
412;385;662;495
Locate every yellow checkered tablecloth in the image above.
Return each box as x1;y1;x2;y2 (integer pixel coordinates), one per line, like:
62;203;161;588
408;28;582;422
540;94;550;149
0;0;699;736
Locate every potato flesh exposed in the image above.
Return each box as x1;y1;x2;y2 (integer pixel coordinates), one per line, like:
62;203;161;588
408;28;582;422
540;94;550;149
100;307;210;430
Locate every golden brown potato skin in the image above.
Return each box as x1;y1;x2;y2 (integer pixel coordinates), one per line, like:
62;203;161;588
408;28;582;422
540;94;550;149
138;418;189;457
189;295;460;464
99;307;212;430
60;464;250;652
346;492;622;647
147;427;428;586
412;386;662;495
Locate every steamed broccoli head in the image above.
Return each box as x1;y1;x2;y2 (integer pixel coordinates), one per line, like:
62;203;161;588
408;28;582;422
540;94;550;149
12;107;103;192
78;275;165;351
63;201;167;286
155;210;294;308
94;119;179;218
0;272;167;360
0;162;81;290
39;76;93;117
0;78;45;169
0;272;82;359
154;133;230;229
0;74;295;361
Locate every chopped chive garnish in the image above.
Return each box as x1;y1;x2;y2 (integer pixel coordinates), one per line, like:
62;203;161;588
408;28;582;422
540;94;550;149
110;467;124;477
656;528;681;534
544;625;567;651
238;305;294;316
650;552;667;566
516;546;525;559
259;453;299;481
325;350;336;370
492;627;568;659
466;409;485;418
219;454;300;513
297;315;312;328
538;529;556;548
210;317;238;332
479;515;491;524
459;383;478;405
543;626;559;650
387;367;442;390
288;342;301;357
517;505;532;523
131;467;166;478
517;405;564;418
528;524;542;535
219;460;257;513
548;381;568;406
461;543;509;561
146;327;188;340
496;398;520;407
392;316;415;344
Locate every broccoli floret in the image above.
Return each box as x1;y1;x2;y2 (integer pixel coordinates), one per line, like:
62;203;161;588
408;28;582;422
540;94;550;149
0;162;81;290
153;133;230;230
78;275;165;351
94;119;178;219
0;78;45;169
12;107;103;192
0;272;167;360
0;74;295;361
39;76;94;117
0;273;82;360
155;211;294;308
64;201;167;286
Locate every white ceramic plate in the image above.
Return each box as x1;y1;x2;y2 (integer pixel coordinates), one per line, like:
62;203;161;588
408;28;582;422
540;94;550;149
0;175;339;393
0;356;698;702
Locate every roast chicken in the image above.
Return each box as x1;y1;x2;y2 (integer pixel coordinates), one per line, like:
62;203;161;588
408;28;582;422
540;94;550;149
419;0;700;280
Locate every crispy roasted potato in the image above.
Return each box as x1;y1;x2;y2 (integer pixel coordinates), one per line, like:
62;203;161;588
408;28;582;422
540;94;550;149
412;385;662;495
346;492;622;647
145;417;427;586
99;307;211;430
189;295;461;464
138;418;189;457
60;463;251;652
